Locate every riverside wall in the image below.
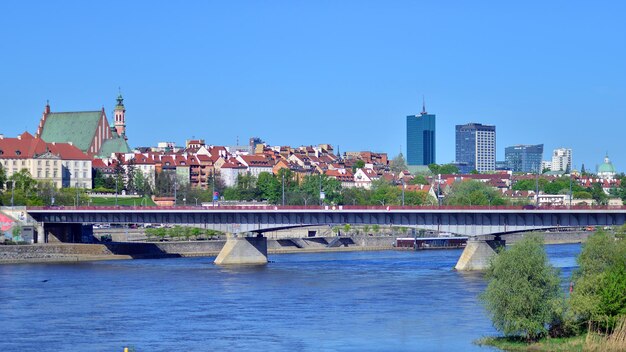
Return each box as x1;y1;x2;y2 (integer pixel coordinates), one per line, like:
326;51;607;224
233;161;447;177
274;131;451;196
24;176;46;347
0;235;397;264
0;231;589;264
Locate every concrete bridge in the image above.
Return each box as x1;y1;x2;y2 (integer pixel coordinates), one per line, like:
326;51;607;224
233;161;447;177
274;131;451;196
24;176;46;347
24;205;626;269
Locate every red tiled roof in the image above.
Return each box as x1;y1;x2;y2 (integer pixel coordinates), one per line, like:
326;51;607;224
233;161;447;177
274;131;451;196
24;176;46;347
47;142;91;160
0;132;90;160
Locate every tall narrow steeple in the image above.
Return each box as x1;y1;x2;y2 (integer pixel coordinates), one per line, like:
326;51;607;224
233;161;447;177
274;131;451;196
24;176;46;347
114;89;127;139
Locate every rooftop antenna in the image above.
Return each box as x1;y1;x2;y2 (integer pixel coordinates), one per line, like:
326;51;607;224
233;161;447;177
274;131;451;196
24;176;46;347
421;95;427;115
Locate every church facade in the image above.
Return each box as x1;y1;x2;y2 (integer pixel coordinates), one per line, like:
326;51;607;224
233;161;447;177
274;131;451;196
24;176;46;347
35;95;131;157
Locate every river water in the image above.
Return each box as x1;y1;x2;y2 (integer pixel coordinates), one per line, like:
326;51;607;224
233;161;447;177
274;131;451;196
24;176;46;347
0;244;580;352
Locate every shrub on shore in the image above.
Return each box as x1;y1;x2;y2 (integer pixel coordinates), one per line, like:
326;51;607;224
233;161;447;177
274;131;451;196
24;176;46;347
480;235;563;341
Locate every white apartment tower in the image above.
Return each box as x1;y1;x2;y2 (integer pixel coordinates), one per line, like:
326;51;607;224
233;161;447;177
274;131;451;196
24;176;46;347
551;148;572;172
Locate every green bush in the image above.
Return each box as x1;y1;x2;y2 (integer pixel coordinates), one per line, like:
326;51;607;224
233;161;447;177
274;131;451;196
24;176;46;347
569;231;626;331
481;235;563;341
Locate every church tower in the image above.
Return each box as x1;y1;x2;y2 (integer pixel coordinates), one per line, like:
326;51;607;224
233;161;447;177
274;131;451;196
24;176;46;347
114;93;127;139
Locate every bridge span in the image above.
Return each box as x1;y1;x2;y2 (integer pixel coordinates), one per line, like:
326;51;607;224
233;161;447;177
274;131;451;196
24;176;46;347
22;205;624;269
26;205;626;238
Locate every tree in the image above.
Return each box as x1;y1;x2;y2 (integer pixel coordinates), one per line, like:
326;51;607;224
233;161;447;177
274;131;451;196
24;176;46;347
481;235;562;341
341;187;370;206
589;182;608;205
445;180;505;206
154;171;174;197
125;158;137;194
389;153;408;173
440;164;460;175
11;225;22;242
573;191;592;199
371;179;400;206
301;174;341;205
190;227;202;240
9;169;37;194
404;190;434;206
113;162;126;192
343;223;352;235
0;166;6;190
409;174;429;185
257;172;280;204
569;231;626;331
352;159;365;173
512;178;548;192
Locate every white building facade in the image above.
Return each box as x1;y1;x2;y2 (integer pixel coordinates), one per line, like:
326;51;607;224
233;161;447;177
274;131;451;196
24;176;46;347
551;148;572;172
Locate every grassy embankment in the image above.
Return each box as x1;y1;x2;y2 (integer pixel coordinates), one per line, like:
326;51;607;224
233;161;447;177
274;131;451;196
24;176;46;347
89;196;156;206
476;318;626;351
475;335;585;351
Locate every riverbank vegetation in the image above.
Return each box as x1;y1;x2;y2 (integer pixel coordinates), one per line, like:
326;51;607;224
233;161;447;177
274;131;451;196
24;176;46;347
144;226;223;242
478;231;626;351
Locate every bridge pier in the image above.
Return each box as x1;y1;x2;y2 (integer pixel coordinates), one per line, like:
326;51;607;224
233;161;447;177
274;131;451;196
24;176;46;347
454;238;505;271
214;234;268;265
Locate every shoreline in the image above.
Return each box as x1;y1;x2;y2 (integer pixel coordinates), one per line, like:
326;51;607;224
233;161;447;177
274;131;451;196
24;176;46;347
0;234;586;265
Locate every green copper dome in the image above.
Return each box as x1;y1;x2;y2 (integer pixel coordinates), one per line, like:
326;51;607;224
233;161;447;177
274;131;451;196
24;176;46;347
598;155;615;174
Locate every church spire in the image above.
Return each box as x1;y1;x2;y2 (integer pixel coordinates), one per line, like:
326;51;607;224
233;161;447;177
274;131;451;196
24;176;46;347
114;90;127;139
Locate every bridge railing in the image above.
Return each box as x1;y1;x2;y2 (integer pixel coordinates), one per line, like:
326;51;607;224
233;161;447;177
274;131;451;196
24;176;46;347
24;204;626;211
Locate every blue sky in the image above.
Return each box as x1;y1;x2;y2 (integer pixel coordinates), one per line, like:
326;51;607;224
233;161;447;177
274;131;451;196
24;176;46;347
1;1;625;171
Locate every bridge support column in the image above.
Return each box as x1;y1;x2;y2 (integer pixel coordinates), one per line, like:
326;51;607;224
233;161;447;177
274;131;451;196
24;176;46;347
455;238;505;271
214;234;268;265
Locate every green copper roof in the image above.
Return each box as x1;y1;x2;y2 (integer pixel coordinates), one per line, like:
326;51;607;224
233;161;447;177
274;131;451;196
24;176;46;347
40;111;101;152
598;163;615;173
98;137;131;158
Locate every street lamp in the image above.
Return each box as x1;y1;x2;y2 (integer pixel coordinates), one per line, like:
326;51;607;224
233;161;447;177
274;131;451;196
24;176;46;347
10;180;15;208
437;174;442;207
401;178;405;206
115;177;118;206
173;175;177;206
212;173;215;207
569;173;573;208
282;172;285;206
194;197;199;206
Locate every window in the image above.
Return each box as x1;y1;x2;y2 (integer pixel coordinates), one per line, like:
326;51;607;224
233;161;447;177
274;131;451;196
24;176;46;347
15;150;21;156
46;160;49;166
38;160;41;166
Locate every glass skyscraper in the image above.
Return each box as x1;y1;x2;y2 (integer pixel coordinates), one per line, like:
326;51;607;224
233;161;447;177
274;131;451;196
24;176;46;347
505;144;544;173
406;108;435;166
455;123;496;173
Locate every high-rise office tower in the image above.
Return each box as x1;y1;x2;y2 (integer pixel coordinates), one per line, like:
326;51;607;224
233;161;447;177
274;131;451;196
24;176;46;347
406;100;435;166
455;123;496;173
505;144;544;173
